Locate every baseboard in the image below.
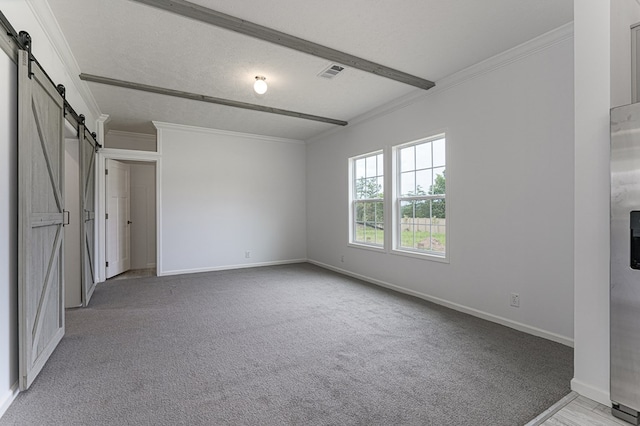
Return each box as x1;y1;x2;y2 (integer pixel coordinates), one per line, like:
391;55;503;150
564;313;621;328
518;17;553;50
159;259;307;276
308;259;574;348
571;378;610;407
0;382;19;419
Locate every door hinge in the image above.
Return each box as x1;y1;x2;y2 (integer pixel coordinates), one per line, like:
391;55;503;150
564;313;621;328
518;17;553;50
105;213;109;220
105;169;108;175
106;261;109;267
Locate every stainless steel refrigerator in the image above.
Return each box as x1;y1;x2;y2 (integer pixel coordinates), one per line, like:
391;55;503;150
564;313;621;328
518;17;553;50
611;102;640;425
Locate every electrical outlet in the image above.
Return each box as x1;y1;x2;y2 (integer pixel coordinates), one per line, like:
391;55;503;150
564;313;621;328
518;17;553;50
340;255;344;263
510;293;520;308
245;251;251;259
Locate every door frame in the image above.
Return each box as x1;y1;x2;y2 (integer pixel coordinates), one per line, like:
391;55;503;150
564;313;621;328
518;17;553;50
96;148;161;283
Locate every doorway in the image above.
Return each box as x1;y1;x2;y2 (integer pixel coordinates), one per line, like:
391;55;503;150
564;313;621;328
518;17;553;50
98;151;159;282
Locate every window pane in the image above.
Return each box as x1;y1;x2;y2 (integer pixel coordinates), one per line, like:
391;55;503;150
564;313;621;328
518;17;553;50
432;168;445;195
400;200;414;220
354;201;364;223
354;201;383;246
355;158;366;179
355;178;366;199
368;203;374;224
399;201;414;249
400;146;415;172
375;201;384;223
433;138;446;167
431;196;444;218
402;224;416;249
375;228;384;245
400;171;415;196
415;169;431;195
393;137;446;257
432;222;446;254
355;223;366;243
366;155;377;178
415;142;432;170
351;152;384;248
414;200;429;219
368;177;379;198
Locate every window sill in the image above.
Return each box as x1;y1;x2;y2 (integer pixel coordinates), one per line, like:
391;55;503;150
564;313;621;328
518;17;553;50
347;242;386;254
390;248;449;264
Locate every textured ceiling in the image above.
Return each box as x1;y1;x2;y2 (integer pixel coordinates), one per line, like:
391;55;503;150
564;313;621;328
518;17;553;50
46;0;573;140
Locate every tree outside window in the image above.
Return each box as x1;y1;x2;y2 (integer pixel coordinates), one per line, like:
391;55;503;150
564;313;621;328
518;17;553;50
397;136;446;256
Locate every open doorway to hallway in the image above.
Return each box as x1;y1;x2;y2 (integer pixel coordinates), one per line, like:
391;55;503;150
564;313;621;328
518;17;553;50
105;159;156;281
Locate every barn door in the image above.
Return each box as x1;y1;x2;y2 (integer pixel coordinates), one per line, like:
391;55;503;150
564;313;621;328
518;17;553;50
79;125;97;306
17;49;65;390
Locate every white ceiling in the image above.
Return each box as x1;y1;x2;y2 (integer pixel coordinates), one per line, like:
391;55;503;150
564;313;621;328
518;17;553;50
47;0;573;140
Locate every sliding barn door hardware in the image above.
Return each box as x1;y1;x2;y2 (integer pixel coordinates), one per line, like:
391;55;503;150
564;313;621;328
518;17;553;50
77;114;86;137
57;84;66;116
0;11;103;147
17;31;32;78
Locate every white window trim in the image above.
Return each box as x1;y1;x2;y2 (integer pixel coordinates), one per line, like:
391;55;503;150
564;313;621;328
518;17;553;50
348;150;386;251
391;133;449;263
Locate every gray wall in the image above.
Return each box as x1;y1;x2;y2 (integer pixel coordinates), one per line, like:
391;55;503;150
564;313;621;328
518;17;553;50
306;29;574;343
158;124;307;275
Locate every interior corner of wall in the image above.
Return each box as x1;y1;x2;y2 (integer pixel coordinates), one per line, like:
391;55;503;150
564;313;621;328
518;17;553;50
571;378;610;406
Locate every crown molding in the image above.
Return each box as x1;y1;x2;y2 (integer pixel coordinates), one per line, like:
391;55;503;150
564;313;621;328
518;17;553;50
152;121;305;145
26;0;101;121
431;22;573;95
307;21;574;144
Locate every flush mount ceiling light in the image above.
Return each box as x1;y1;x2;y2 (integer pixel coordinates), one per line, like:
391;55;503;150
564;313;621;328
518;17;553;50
254;76;267;95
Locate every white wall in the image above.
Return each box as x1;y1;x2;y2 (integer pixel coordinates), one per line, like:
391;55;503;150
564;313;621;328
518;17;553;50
157;124;307;275
129;162;156;270
307;29;575;344
572;0;640;406
106;130;157;152
611;0;640;109
0;40;18;418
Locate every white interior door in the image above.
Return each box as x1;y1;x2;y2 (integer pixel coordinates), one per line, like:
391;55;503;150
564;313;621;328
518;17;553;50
17;49;65;390
105;159;130;278
80;125;97;304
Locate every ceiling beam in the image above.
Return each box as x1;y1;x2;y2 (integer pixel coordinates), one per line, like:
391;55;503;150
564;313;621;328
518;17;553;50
79;73;348;126
130;0;435;91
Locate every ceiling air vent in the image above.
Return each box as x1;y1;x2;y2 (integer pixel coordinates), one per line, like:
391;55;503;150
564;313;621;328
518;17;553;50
318;64;346;79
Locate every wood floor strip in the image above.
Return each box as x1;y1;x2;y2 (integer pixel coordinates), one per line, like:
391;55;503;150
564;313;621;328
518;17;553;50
526;391;579;426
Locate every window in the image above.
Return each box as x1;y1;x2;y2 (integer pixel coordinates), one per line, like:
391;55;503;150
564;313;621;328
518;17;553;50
350;151;384;247
395;135;446;257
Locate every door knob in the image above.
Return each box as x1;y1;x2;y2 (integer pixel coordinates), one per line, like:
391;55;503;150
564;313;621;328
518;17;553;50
127;220;132;225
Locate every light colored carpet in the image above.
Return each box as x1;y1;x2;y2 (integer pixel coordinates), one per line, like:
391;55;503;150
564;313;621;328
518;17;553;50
0;263;572;425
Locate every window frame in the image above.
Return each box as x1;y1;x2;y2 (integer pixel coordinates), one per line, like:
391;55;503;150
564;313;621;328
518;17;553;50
348;150;386;250
392;134;448;262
